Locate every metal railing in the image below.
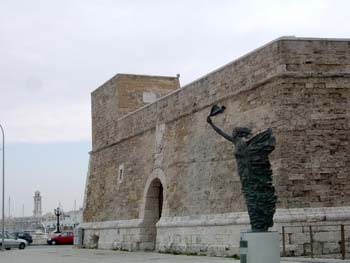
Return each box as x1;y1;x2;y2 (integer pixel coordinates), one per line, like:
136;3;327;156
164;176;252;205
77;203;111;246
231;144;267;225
282;224;349;260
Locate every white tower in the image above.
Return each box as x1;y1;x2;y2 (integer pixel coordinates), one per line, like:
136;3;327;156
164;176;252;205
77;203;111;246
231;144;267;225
33;191;42;217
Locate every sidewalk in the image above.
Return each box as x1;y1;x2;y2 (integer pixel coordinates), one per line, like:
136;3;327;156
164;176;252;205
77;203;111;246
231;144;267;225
282;257;350;263
1;246;349;263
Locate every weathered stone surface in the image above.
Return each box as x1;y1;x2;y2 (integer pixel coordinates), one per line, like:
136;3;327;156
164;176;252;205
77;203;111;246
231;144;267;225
80;207;350;257
82;37;350;257
91;74;180;150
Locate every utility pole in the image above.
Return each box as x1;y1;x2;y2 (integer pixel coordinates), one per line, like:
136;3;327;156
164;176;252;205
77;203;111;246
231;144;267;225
8;197;10;218
8;197;10;232
22;204;24;231
74;200;76;226
0;124;5;252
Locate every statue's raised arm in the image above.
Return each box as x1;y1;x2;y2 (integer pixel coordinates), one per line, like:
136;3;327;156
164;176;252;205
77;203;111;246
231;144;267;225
207;116;233;142
206;105;233;142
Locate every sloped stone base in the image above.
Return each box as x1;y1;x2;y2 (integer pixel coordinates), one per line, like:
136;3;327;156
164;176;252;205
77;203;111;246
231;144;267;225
80;206;350;258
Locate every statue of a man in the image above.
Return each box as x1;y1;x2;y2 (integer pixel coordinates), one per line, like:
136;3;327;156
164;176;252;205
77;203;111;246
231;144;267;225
207;105;277;231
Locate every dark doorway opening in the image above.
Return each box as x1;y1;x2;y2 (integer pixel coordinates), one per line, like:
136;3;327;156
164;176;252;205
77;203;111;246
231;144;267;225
141;178;164;250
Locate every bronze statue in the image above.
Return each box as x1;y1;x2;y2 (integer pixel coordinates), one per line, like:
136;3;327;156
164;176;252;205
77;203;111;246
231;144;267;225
207;105;277;231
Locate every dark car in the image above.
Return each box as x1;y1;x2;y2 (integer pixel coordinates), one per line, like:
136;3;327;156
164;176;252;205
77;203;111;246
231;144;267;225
12;232;33;244
47;231;74;245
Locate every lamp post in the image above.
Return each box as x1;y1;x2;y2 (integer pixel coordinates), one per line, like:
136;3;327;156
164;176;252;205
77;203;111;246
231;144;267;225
54;207;62;233
0;124;4;252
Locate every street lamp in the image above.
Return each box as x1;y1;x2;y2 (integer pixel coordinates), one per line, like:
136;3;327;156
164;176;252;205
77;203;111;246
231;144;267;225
54;207;62;233
0;124;4;252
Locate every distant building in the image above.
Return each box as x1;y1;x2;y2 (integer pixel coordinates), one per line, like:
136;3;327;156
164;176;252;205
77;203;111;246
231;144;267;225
42;208;83;232
33;191;42;217
0;190;83;233
1;208;83;233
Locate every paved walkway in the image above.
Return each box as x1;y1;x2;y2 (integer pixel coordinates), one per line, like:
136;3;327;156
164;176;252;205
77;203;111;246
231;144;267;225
1;246;349;263
282;258;350;263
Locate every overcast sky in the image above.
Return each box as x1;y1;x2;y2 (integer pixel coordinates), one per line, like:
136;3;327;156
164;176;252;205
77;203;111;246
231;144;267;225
1;0;350;217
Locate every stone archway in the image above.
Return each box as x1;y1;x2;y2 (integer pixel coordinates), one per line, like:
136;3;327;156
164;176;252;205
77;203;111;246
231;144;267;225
139;168;168;251
139;178;163;250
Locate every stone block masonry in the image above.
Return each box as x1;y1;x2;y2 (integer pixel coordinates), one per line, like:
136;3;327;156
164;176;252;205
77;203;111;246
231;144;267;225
81;37;350;257
91;74;180;150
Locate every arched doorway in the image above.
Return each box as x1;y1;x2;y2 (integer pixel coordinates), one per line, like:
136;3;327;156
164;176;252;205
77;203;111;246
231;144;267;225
141;178;164;250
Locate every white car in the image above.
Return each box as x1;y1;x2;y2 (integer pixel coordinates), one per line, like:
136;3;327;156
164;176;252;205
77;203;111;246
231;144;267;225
0;232;27;250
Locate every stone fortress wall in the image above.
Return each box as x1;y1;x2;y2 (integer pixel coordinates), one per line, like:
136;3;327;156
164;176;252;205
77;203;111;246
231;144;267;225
81;37;350;258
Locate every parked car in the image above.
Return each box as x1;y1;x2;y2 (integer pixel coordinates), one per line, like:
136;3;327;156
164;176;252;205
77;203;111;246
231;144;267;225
47;231;74;245
12;232;33;244
0;232;27;250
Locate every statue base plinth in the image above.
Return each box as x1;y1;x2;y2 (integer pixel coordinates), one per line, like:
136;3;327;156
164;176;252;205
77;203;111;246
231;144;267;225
240;230;280;263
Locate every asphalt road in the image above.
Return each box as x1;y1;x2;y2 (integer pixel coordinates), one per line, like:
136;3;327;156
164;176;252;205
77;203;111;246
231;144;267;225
1;245;349;263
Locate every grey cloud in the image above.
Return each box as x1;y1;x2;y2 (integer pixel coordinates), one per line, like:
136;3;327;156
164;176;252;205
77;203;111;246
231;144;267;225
1;0;350;142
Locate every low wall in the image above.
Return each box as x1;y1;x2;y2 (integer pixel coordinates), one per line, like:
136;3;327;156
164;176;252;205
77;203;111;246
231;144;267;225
281;223;350;259
80;206;350;258
80;219;141;250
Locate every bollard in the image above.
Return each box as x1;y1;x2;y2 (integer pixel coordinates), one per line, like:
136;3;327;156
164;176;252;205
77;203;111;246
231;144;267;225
240;240;248;263
309;226;313;258
282;226;286;257
341;224;345;260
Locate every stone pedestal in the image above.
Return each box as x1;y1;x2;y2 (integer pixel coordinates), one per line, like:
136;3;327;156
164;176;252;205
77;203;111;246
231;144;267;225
240;230;280;263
